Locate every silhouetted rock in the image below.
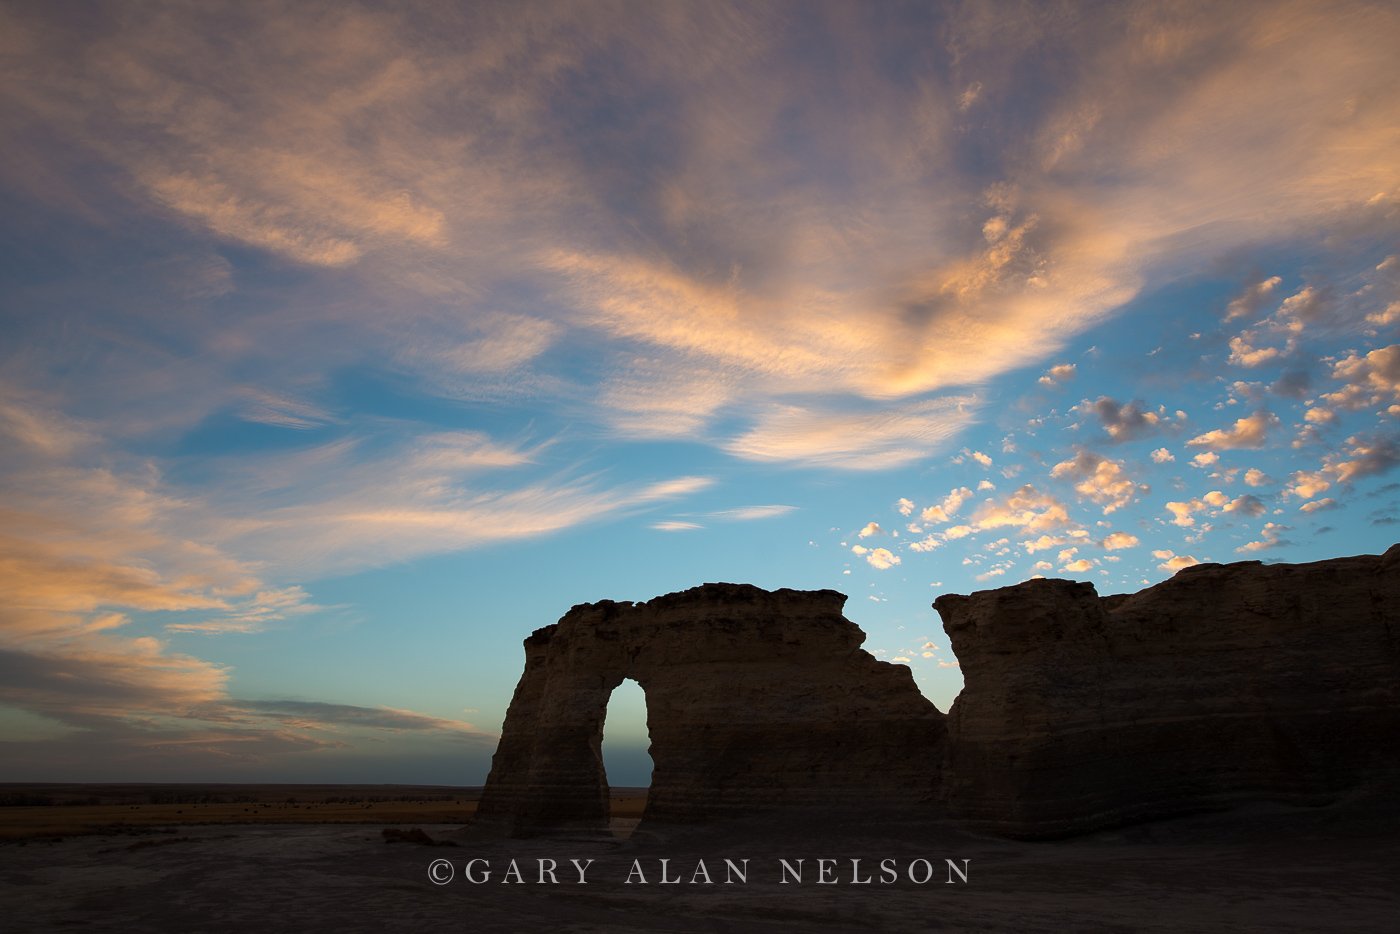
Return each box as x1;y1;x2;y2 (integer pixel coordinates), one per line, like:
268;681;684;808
934;547;1400;838
473;583;945;837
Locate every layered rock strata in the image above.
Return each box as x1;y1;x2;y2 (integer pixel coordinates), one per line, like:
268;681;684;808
473;583;945;837
934;547;1400;838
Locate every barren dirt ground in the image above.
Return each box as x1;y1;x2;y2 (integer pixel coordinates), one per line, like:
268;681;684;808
6;793;1398;934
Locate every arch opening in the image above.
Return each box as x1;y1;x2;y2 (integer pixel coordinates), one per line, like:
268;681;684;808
601;677;652;835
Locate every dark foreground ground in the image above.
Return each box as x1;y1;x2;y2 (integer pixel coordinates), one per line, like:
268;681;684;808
6;788;1399;934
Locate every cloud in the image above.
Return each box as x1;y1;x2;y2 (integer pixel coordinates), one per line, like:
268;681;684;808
652;521;702;531
1150;448;1175;463
1187;410;1279;449
921;487;974;524
1019;530;1091;553
1101;531;1139;550
1284;433;1400;499
1244;468;1275;486
1322;345;1400;410
1223;494;1266;517
858;522;885;538
1156;552;1201;572
1227;332;1283;368
1038;364;1076;387
896;498;915;516
1192;452;1220;467
1299;497;1338;513
864;547;901;570
1224;276;1282;321
723;398;979;470
1049;451;1147;513
1060;558;1094;573
968;485;1076;534
1237;522;1294;552
704;505;796;521
1081;397;1164;442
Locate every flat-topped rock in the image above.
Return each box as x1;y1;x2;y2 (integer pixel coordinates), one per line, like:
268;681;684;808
934;547;1400;838
474;583;945;837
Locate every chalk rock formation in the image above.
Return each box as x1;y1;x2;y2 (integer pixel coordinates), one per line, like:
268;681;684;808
935;547;1400;838
473;583;944;837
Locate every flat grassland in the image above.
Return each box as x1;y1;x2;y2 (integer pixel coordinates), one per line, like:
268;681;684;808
0;784;650;840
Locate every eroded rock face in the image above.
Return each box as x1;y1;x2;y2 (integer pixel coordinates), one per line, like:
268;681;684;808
934;547;1400;838
473;583;945;837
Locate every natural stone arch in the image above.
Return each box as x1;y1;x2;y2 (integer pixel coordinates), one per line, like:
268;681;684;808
473;583;946;837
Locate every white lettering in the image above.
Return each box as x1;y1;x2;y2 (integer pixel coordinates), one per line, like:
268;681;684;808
908;859;933;884
624;859;647;884
659;859;681;883
779;859;804;883
690;860;712;884
946;859;970;884
537;858;558;884
501;859;524;884
465;859;490;883
570;858;594;884
724;859;749;884
817;859;838;884
849;859;871;884
879;858;897;883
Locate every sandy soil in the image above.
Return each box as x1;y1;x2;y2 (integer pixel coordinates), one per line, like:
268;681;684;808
6;793;1397;933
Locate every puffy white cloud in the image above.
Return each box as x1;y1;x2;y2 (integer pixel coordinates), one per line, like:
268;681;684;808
968;485;1076;534
921;487;973;524
971;451;993;467
1192;452;1220;467
858;522;885;538
907;536;941;552
1284;433;1400;498
1157;552;1202;572
1237;523;1293;552
1299;497;1338;513
1151;448;1175;463
864;547;900;569
1187;410;1279;450
1019;529;1091;553
1166;498;1209;527
896;498;915;516
1038;364;1076;387
1322;345;1400;409
1228;332;1283;367
1049;451;1147;514
1060;558;1094;572
1101;531;1139;550
1244;468;1275;487
1304;407;1338;425
1284;470;1333;500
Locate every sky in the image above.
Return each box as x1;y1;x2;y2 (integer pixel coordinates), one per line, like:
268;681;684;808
1;0;1398;787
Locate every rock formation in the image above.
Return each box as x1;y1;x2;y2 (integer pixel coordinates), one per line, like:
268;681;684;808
476;549;1400;839
934;547;1400;838
473;583;945;837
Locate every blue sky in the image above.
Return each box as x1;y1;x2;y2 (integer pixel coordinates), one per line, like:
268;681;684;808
1;0;1398;786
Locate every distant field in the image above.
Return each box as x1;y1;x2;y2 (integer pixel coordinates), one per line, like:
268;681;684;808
0;784;649;840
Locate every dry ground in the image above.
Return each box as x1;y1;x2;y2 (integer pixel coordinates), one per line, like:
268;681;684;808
4;786;1396;933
